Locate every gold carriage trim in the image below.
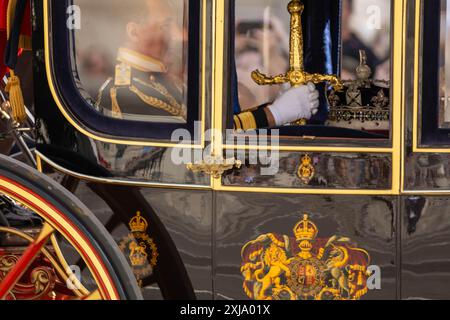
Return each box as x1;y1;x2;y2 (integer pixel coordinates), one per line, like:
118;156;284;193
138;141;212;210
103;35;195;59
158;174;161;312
241;214;371;300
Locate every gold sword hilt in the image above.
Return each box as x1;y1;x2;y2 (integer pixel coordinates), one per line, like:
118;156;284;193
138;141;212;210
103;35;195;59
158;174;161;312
252;69;343;90
251;0;343;125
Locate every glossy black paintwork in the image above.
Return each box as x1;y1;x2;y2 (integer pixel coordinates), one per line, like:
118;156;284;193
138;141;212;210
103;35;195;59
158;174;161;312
223;152;392;189
405;153;450;190
47;168;214;300
215;193;398;300
402;196;450;299
56;171;400;300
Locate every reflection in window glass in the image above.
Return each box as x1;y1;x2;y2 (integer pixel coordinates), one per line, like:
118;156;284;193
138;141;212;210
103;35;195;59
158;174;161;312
331;0;391;135
73;0;188;123
440;0;450;127
235;0;290;111
341;0;390;81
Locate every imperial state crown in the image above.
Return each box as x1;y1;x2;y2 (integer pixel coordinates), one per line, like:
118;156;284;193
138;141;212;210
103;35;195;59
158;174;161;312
326;50;390;133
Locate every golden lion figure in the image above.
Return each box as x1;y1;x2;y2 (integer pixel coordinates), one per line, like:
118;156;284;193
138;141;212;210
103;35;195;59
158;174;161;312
254;244;292;300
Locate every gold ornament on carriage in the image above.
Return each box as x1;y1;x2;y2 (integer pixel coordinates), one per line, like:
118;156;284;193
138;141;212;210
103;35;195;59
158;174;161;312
297;154;315;184
119;211;159;284
251;0;343;125
241;214;371;300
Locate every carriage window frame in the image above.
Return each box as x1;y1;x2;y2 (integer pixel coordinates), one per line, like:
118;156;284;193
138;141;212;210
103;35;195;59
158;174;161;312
415;0;450;148
44;0;205;146
222;0;395;149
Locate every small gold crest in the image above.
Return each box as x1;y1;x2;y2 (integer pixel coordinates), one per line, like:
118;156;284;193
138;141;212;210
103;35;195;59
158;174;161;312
119;211;158;284
297;154;315;184
241;214;371;300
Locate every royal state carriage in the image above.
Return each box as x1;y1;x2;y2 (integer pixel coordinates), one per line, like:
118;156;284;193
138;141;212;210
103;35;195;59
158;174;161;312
0;0;449;300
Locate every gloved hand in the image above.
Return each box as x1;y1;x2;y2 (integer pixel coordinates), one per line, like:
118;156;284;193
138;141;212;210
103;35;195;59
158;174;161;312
268;82;320;126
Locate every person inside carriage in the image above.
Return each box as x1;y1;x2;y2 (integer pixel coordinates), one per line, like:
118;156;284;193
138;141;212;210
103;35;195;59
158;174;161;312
95;0;321;131
92;0;390;139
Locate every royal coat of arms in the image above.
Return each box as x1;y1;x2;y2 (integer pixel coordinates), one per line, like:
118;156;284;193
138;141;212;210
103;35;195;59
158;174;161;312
241;214;371;300
119;211;158;285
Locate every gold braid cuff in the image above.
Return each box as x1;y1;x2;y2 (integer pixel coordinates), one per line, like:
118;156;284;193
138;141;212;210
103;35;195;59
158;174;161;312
234;112;257;131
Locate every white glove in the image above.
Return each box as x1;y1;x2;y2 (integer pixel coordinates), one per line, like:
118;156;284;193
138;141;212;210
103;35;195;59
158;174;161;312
268;82;320;126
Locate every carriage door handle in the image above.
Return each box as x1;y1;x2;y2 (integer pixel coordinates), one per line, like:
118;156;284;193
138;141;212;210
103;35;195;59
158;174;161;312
187;155;242;179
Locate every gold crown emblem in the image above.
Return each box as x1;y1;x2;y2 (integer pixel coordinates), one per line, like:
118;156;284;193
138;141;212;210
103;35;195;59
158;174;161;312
301;154;312;166
293;214;318;241
129;211;148;233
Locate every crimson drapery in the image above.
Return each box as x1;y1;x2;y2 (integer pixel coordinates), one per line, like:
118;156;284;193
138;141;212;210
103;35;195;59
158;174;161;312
0;0;31;78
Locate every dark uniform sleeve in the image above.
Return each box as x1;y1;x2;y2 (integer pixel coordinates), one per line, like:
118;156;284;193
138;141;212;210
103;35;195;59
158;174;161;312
233;104;269;130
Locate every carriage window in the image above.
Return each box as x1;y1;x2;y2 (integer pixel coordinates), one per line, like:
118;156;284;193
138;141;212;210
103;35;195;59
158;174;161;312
233;0;392;140
439;0;450;128
73;0;189;123
419;0;450;145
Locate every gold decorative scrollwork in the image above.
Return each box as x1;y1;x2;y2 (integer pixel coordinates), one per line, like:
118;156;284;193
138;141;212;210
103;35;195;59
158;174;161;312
30;267;55;296
0;226;91;299
0;253;56;300
0;255;19;275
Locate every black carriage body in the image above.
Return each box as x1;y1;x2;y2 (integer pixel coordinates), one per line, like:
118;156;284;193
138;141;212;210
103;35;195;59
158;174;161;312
28;0;450;300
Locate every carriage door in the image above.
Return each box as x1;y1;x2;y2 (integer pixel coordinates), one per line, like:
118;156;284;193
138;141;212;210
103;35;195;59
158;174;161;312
206;0;403;300
401;0;450;299
34;0;215;299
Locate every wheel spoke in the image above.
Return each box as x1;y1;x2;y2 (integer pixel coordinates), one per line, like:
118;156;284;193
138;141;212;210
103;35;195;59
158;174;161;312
50;234;89;297
0;223;54;299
